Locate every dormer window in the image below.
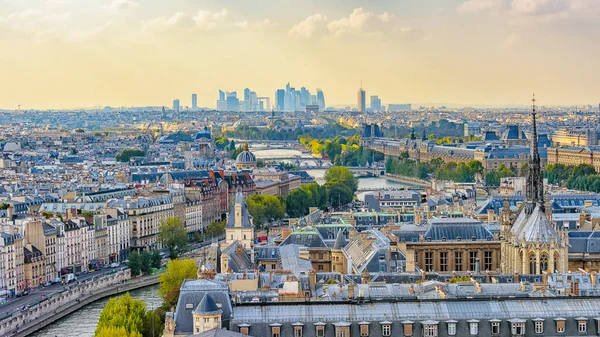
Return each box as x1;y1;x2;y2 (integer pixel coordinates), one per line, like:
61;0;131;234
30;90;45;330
468;320;479;335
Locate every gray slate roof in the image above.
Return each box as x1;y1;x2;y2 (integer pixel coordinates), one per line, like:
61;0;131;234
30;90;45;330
226;192;253;229
174;279;232;335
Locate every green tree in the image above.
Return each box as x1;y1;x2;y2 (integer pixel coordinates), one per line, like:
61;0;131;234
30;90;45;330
116;149;145;162
95;293;146;336
151;250;162;269
96;326;142;337
286;183;328;217
206;220;226;237
246;194;286;227
158;217;189;260
323;140;342;160
128;251;141;276
142;310;162;337
159;259;198;308
325;166;358;193
327;183;354;209
140;251;151;275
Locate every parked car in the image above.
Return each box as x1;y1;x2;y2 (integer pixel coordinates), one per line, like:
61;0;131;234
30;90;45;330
62;273;77;284
51;277;61;284
110;262;120;268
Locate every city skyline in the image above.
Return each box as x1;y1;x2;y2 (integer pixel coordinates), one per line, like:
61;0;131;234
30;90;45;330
1;0;599;109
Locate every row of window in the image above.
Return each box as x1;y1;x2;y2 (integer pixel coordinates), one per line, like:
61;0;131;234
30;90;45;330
241;318;593;337
423;251;493;272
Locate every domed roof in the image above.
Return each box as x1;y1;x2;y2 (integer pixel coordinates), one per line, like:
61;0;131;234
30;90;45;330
193;126;212;141
236;143;256;164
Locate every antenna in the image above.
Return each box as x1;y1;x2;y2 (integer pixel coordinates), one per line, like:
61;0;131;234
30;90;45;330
531;94;536;115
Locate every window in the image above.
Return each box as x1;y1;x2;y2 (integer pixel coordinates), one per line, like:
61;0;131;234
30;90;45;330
440;252;448;272
335;327;349;337
425;252;433;271
294;326;303;337
512;322;525;335
469;252;478;271
469;322;478;335
535;321;544;334
360;324;369;336
382;324;391;336
578;321;587;333
319;253;324;260
447;322;456;336
556;320;565;333
423;324;438;337
455;252;463;271
318;265;323;271
204;318;210;323
316;326;325;337
540;254;549;273
491;322;500;334
529;254;536;274
484;251;493;271
271;326;281;337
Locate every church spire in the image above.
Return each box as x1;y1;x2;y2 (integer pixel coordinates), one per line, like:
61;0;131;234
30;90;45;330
525;94;544;214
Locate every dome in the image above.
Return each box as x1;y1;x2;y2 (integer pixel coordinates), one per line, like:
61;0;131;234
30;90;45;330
236;143;256;164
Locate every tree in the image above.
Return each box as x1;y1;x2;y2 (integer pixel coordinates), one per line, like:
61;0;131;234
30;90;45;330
95;293;146;336
327;183;353;209
206;220;226;237
286;183;328;217
159;259;198;308
158;217;189;260
140;251;152;275
95;292;162;337
151;250;162;269
325;166;358;193
116;149;145;162
324;141;342;160
246;194;286;227
96;326;142;337
128;251;141;277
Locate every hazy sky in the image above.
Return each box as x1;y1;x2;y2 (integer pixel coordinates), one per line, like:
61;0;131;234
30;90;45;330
1;0;599;109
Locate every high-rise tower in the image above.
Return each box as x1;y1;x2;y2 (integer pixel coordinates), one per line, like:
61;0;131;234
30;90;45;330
191;94;197;111
357;85;366;112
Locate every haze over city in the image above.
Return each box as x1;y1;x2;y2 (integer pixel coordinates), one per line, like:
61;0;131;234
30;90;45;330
1;0;599;109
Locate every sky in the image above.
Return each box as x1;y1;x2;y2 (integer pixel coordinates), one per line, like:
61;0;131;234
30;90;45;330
0;0;599;109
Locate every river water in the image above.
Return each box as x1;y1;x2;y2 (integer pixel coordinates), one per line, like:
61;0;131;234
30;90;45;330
31;285;162;337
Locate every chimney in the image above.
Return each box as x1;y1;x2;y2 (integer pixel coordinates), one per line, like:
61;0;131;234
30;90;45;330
7;205;14;220
542;271;548;284
513;272;519;283
308;269;316;292
485;270;491;283
492;277;497;284
475;281;482;294
420;270;426;282
347;284;355;300
574;279;580;296
591;271;597;288
361;269;371;284
409;284;415;294
348;229;357;240
520;281;526;292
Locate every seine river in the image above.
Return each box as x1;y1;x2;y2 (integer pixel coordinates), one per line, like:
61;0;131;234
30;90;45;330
31;285;162;337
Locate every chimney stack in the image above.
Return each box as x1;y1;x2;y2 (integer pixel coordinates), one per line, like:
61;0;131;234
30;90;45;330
513;272;519;283
308;269;316;293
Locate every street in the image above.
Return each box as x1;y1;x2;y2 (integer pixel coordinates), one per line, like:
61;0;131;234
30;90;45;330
0;267;122;317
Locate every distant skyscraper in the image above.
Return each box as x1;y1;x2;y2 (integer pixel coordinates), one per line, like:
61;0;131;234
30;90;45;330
226;92;239;112
316;89;325;110
370;95;381;111
276;89;285;111
191;94;197;111
217;90;227;110
172;99;180;113
357;87;366;112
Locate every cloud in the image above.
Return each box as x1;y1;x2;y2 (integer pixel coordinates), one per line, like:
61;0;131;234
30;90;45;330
108;0;139;11
510;0;569;15
288;13;327;39
457;0;505;13
327;8;397;38
501;32;519;46
141;9;229;33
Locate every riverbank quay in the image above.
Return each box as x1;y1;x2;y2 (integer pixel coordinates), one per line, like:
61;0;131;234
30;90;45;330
0;269;160;337
385;173;431;187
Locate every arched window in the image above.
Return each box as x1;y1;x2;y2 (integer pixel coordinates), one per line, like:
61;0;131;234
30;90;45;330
540;254;549;273
529;254;537;274
554;252;560;272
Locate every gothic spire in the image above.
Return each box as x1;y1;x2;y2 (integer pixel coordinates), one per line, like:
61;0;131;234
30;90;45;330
525;94;544;214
